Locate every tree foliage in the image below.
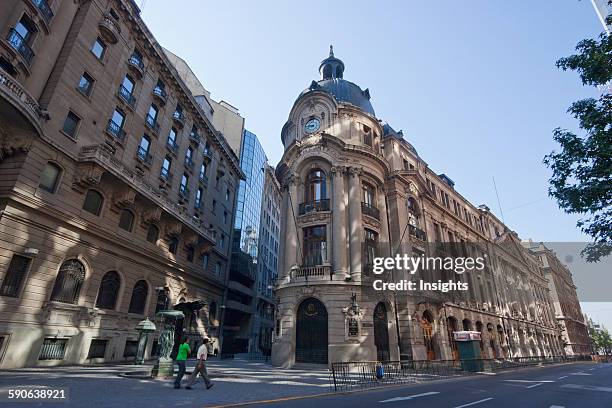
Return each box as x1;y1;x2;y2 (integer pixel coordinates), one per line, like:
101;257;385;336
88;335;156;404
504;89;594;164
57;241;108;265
543;4;612;262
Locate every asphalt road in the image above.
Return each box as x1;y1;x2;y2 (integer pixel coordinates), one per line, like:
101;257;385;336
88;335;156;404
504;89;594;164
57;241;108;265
248;362;612;408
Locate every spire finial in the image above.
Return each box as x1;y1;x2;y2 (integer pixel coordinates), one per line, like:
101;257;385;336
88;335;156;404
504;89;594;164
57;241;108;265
329;45;334;57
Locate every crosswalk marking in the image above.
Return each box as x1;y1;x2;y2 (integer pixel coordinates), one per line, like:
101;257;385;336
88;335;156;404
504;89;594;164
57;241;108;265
561;384;612;392
380;391;440;403
453;397;494;408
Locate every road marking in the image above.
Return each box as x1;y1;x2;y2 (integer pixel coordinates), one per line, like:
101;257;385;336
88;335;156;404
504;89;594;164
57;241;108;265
527;383;544;389
504;380;555;383
549;405;565;408
570;372;591;376
380;391;440;403
561;384;612;392
453;398;494;408
558;376;568;380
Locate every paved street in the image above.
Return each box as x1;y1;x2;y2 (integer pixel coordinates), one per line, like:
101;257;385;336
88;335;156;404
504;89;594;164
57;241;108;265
0;361;610;407
253;362;612;408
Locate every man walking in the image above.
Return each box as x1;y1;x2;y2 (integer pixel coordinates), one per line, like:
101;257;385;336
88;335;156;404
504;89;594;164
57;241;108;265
185;337;214;390
174;337;190;389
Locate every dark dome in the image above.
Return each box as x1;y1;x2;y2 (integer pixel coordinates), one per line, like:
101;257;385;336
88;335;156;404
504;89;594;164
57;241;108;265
299;78;375;116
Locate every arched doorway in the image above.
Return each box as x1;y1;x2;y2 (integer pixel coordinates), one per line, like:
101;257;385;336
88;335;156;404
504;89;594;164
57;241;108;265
421;310;436;360
447;316;459;360
295;298;328;364
373;302;390;362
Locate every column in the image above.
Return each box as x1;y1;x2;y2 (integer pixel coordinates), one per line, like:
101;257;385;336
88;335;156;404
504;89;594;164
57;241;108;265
377;184;389;248
347;167;362;280
331;166;347;277
278;185;289;279
284;174;299;275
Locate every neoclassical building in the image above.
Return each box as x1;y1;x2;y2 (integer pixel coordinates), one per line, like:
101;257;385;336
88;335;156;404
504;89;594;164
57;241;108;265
272;48;573;367
0;0;243;368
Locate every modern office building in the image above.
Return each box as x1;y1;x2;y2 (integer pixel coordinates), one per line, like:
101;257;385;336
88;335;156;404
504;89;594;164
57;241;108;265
272;47;572;368
525;242;591;356
0;0;244;368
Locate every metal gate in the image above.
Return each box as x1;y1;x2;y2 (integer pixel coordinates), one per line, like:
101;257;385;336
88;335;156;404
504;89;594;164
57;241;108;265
295;298;328;364
374;302;390;362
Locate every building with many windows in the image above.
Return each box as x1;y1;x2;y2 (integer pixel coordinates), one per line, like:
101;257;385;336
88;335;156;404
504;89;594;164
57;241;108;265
272;47;575;368
0;0;243;368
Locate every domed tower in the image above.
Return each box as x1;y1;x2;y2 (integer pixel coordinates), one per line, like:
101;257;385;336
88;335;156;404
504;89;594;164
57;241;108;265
273;48;399;367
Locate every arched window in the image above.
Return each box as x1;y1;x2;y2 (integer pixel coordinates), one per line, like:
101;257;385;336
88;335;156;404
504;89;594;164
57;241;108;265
362;183;375;206
128;280;148;314
50;259;85;304
155;288;169;313
146;224;159;243
322;64;332;79
335;65;343;78
83;190;104;215
39;162;61;193
118;209;134;232
95;271;121;310
462;318;472;331
305;169;326;202
168;237;179;254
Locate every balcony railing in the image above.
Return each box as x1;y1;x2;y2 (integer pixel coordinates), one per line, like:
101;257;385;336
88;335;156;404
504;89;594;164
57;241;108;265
361;201;380;220
202;148;213;162
145;114;159;134
199;173;208;185
299;198;330;215
172;111;185;127
33;0;54;24
118;85;136;108
127;54;144;76
7;29;34;65
136;146;152;165
152;86;166;104
184;158;195;170
189;130;200;144
294;264;331;279
106;120;126;143
408;224;427;241
166;140;178;155
179;185;190;199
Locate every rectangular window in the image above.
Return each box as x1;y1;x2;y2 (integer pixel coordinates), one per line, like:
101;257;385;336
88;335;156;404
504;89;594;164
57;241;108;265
161;157;171;179
147;105;158;122
77;72;94;96
111;109;125;129
91;37;106;60
201;254;209;271
38;338;67;360
62;111;80;138
0;255;31;297
195;188;202;208
121;75;135;95
87;339;108;359
167;128;177;145
138;135;150;160
199;163;207;179
123;340;138;357
215;262;221;276
226;189;230;201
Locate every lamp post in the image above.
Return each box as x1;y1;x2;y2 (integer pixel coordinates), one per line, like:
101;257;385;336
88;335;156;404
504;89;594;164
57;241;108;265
134;317;156;365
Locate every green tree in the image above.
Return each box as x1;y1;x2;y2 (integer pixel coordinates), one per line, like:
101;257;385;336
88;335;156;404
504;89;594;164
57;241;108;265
543;2;612;262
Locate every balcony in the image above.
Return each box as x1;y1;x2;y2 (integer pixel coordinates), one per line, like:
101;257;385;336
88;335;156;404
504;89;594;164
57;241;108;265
194;200;203;212
293;264;332;281
126;54;144;77
135;146;152;166
184;158;195;171
144;114;160;135
361;201;380;220
198;173;208;186
299;198;330;215
98;13;120;44
179;185;190;201
117;85;135;108
159;168;173;184
408;224;427;241
172;111;185;128
189;130;200;145
202;148;213;163
105;120;126;143
33;0;54;26
166;140;178;155
6;29;34;65
151;86;166;105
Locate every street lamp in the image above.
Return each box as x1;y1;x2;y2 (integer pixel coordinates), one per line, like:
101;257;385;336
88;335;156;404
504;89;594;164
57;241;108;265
134;317;156;365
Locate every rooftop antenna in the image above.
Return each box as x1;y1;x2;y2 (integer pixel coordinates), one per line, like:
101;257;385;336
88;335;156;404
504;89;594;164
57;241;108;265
492;176;505;224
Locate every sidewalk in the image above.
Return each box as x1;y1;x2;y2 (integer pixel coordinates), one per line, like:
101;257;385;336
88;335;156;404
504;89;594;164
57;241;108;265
0;358;332;408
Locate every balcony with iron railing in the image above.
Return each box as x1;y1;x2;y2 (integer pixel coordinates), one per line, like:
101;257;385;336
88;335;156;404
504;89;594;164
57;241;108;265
105;120;126;143
117;85;135;108
299;198;330;215
6;29;34;65
136;146;152;166
184;157;195;171
179;185;190;201
159;167;173;183
127;54;144;77
33;0;54;26
152;86;166;105
98;13;120;44
408;224;427;241
166;139;178;155
145;114;159;134
199;173;209;186
172;110;185;128
361;201;380;220
189;130;200;145
202;148;213;163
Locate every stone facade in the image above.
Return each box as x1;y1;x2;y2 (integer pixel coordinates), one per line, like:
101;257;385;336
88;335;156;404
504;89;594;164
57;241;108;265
271;48;569;368
0;0;243;368
526;242;591;356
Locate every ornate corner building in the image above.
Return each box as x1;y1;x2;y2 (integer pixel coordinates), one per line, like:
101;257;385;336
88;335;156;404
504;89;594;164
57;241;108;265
271;48;589;367
0;0;244;368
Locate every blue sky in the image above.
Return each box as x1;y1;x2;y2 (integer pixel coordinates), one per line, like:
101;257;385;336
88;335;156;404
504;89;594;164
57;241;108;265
139;1;610;328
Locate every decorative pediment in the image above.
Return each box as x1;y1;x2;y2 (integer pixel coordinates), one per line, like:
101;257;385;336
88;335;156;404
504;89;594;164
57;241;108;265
72;163;104;193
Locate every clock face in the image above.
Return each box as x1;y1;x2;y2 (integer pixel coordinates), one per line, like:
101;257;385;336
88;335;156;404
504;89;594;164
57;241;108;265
304;118;321;134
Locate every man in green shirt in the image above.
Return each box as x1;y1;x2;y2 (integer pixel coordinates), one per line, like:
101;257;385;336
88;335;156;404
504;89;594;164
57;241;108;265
174;337;190;389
